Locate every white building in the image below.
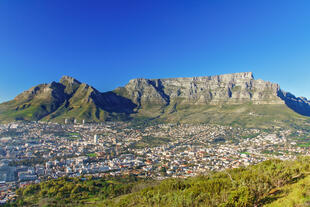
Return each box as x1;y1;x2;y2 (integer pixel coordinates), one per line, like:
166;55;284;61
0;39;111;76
94;134;98;144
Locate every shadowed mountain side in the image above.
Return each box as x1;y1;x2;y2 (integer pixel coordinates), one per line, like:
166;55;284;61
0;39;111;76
118;72;310;119
278;90;310;116
0;72;310;126
100;91;137;114
0;76;137;123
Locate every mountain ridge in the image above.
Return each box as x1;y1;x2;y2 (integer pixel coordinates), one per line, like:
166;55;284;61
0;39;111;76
1;72;310;126
117;72;285;106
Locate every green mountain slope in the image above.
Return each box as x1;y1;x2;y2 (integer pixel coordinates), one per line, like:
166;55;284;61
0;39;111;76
0;82;68;122
265;174;310;207
0;72;310;127
113;72;310;128
13;157;310;206
157;103;308;128
0;76;136;123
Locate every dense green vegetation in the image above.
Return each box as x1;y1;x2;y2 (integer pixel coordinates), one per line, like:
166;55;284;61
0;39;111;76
11;176;156;206
106;157;310;207
87;153;97;157
10;157;310;207
265;174;310;207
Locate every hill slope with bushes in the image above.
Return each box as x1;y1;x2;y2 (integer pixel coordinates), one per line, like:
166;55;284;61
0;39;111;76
11;157;310;207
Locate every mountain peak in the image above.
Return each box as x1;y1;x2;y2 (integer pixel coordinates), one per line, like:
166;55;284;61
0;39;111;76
59;76;81;96
60;76;81;85
1;72;310;124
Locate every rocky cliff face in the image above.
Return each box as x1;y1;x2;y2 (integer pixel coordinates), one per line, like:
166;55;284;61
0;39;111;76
0;72;310;123
118;72;285;107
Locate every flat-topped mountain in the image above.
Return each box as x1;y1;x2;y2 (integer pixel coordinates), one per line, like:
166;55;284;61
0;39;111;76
116;72;283;106
0;72;309;127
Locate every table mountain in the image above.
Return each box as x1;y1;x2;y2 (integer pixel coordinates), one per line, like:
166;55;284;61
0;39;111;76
116;72;284;106
0;72;309;126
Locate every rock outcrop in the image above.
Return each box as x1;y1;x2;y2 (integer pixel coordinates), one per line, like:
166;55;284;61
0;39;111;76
0;72;310;123
118;72;285;107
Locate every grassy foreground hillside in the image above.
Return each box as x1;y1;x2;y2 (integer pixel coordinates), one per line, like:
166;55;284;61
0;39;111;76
10;157;310;207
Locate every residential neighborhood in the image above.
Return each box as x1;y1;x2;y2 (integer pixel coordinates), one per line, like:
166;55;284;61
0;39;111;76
0;121;309;204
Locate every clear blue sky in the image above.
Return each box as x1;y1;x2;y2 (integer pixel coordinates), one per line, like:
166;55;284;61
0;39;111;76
1;0;310;103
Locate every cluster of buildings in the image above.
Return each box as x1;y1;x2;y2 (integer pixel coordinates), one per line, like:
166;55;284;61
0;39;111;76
0;121;309;203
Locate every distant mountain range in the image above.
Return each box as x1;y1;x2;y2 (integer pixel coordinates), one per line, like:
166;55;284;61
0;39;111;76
1;72;310;127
